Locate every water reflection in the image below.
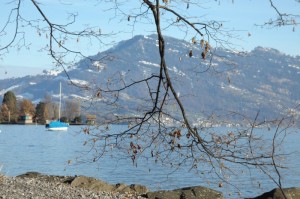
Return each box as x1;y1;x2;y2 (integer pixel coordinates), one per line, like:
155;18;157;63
0;125;299;199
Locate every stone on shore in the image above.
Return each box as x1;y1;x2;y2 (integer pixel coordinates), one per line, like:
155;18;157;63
248;187;300;199
17;171;75;184
17;172;148;195
143;186;224;199
70;176;148;194
70;176;114;191
15;172;229;199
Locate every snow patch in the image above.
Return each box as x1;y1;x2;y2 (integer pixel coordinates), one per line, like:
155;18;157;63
268;58;282;64
70;79;89;87
43;69;62;76
19;93;34;100
0;85;20;96
139;61;185;76
202;61;218;67
169;66;186;76
120;92;131;100
92;61;106;72
228;85;243;92
120;71;127;77
70;94;91;101
168;48;179;53
144;35;156;40
16;95;24;99
139;60;160;67
288;64;300;70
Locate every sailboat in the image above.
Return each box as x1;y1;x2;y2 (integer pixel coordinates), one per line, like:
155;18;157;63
45;82;69;131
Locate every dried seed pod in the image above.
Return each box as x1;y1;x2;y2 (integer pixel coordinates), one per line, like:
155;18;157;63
201;51;206;59
219;182;223;187
200;39;205;48
192;37;197;44
189;50;193;57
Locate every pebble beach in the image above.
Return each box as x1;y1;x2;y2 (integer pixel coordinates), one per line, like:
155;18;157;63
0;175;145;199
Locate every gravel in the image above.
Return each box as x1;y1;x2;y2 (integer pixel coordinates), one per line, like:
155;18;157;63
0;175;145;199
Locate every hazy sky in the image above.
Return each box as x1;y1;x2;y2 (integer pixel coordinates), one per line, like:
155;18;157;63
0;0;299;79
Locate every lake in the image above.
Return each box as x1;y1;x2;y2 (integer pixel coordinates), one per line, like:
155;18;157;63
0;125;299;198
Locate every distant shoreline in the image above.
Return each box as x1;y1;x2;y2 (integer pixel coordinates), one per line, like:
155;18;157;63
0;122;86;126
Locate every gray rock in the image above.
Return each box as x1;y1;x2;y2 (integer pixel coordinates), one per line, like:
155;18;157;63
17;171;42;178
144;186;224;199
247;187;300;199
17;171;76;184
70;175;115;192
17;172;148;195
70;175;148;194
114;183;149;194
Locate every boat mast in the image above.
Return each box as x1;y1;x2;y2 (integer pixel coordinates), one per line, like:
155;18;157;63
59;82;61;121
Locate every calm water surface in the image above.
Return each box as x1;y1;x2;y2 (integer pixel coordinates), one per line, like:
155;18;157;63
0;125;299;199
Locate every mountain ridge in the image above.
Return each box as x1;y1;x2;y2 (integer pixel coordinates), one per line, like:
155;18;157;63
0;34;299;124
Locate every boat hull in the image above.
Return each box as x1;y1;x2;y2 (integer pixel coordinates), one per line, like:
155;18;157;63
45;121;69;131
46;126;68;131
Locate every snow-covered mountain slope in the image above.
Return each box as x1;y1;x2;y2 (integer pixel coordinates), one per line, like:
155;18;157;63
0;34;299;123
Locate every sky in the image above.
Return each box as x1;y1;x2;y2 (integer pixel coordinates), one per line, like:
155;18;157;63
0;0;299;79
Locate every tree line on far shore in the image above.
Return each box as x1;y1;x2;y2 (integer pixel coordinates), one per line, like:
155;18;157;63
0;90;81;124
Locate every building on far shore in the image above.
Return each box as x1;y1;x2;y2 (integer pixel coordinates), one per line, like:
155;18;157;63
19;114;33;124
85;114;97;125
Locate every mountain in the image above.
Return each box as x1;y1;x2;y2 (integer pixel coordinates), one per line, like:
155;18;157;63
0;34;299;124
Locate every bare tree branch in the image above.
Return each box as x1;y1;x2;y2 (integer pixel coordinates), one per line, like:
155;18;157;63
1;1;299;197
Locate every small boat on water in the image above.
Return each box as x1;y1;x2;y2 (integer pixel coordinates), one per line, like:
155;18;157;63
46;120;69;131
45;82;69;131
